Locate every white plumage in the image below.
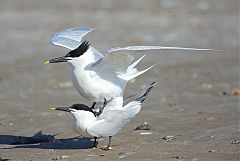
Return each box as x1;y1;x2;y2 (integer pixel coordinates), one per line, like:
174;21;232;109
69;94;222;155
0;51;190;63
52;82;156;149
46;27;218;103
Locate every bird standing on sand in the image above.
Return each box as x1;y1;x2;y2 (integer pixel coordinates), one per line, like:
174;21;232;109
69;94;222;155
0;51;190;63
51;82;156;150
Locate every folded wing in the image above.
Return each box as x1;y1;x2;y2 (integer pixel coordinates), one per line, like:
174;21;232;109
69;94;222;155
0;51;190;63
87;82;156;137
87;98;141;137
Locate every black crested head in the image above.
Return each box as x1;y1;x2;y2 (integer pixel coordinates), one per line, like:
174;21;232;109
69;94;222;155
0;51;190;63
66;41;90;57
70;104;94;114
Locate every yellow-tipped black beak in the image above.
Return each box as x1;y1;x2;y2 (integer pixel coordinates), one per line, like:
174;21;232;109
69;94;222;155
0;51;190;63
51;107;56;110
44;60;50;64
44;56;69;64
51;106;71;112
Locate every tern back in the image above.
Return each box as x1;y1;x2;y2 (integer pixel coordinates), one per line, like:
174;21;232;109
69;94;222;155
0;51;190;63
86;82;156;137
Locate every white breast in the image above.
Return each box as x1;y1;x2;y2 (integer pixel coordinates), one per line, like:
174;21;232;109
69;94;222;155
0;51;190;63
71;111;97;136
71;67;125;102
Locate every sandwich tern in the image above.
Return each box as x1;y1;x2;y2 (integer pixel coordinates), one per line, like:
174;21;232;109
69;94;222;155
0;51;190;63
51;82;156;150
44;27;217;105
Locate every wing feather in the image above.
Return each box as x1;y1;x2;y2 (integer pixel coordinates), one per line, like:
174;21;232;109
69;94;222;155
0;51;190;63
87;104;141;137
87;82;155;137
91;45;220;74
50;27;221;81
107;46;221;53
50;27;95;50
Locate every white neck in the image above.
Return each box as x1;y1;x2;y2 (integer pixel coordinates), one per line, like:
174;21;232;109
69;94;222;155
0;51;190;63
71;111;96;133
69;47;103;69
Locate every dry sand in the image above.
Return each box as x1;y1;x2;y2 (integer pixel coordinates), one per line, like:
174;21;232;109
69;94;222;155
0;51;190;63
0;0;239;160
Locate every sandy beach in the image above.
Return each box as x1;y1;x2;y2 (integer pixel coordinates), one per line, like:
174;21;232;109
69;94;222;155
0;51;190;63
0;1;239;160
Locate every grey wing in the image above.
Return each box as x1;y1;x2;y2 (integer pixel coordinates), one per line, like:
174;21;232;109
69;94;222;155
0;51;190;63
90;51;134;74
124;81;157;103
50;27;95;50
87;110;132;137
91;45;220;75
107;46;221;53
87;107;141;137
87;97;141;137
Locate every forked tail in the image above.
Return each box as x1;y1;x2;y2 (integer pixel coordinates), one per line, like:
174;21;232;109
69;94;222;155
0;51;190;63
117;55;157;81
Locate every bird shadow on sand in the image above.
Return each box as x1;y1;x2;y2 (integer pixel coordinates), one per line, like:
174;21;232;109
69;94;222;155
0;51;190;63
0;131;96;150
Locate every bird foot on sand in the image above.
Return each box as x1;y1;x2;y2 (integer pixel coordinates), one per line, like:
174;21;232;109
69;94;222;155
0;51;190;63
100;146;113;151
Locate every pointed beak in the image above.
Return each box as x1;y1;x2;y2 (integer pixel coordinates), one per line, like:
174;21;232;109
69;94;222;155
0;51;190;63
44;56;69;64
51;106;71;112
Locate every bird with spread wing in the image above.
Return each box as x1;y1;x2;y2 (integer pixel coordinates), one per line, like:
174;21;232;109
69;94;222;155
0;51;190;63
44;27;218;107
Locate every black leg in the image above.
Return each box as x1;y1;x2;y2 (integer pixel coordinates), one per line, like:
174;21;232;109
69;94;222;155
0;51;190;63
107;136;112;148
93;137;97;148
100;136;113;150
98;98;107;115
103;98;107;107
90;102;96;110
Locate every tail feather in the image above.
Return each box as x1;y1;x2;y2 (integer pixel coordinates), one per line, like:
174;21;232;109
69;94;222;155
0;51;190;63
117;64;157;81
122;81;156;118
136;82;156;103
127;55;145;73
117;55;157;81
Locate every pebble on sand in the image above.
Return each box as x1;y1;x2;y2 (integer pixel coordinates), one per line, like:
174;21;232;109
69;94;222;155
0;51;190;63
134;122;152;130
162;135;175;142
52;155;70;160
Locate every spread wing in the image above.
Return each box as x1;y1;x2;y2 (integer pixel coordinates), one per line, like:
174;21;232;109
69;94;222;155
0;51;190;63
50;27;95;50
107;46;221;53
50;27;104;60
50;27;221;78
88;51;134;75
89;45;219;79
